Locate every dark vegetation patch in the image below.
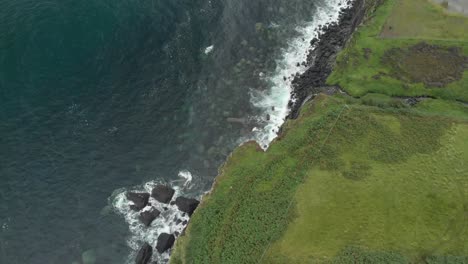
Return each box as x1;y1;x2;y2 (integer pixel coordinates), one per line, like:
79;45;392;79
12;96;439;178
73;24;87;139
424;255;468;264
341;161;371;181
362;48;372;60
330;246;409;263
383;42;467;87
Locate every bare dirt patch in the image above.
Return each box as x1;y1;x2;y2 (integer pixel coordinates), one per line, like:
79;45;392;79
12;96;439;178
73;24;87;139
382;42;467;87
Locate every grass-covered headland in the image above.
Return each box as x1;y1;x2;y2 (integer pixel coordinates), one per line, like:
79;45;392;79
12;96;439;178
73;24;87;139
171;0;468;263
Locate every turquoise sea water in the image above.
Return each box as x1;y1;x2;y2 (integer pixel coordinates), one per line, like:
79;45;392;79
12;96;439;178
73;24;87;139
0;0;329;263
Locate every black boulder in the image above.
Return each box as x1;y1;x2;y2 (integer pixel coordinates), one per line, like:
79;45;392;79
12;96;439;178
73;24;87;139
139;208;161;227
151;185;175;204
175;197;200;216
135;243;152;264
156;233;175;253
126;192;150;211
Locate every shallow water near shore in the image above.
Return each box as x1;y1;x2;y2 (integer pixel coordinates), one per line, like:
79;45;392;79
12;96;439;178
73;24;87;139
1;0;348;263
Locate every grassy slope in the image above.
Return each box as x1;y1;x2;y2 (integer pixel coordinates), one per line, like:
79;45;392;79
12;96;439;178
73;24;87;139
171;96;349;263
172;95;468;263
265;104;468;263
171;1;468;263
327;0;468;101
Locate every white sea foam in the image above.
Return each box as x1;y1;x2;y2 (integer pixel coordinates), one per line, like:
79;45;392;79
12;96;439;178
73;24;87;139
204;45;214;54
178;170;193;188
250;0;350;148
1;217;11;231
112;172;196;264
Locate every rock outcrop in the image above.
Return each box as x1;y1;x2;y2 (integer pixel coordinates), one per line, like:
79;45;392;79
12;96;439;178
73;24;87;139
288;0;369;118
135;243;153;264
151;185;175;204
175;197;200;216
126;192;150;211
156;233;175;253
140;208;161;227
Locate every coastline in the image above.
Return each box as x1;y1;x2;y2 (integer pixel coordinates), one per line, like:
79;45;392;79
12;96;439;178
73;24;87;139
170;0;468;262
170;0;376;261
113;1;362;263
192;0;372;222
288;0;382;118
212;0;371;193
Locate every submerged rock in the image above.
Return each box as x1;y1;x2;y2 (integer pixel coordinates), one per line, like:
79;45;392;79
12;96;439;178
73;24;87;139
156;233;175;253
151;185;175;204
135;243;153;264
139;208;161;227
175;197;200;216
126;192;150;211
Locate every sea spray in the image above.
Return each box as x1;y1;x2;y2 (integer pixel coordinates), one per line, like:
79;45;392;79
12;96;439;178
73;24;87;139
112;173;196;263
249;0;350;148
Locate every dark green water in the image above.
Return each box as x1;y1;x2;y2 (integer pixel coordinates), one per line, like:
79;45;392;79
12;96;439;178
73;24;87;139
0;0;341;263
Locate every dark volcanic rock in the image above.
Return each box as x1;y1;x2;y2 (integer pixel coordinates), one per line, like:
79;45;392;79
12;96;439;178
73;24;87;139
151;185;175;204
139;208;161;227
156;233;175;253
175;197;200;216
288;0;370;118
126;192;150;211
135;243;152;264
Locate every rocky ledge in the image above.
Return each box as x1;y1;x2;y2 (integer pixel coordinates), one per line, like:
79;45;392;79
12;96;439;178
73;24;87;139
288;0;371;118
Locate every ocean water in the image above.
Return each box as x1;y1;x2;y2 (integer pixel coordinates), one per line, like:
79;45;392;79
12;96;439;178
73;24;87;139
0;0;348;263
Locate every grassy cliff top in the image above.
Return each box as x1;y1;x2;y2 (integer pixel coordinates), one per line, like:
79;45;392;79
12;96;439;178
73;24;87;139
328;0;468;101
171;94;468;263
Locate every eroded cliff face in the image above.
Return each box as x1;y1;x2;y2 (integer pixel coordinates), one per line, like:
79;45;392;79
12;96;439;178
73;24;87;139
288;0;383;118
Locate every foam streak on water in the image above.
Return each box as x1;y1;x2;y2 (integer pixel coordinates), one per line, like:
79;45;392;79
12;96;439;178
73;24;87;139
250;0;350;148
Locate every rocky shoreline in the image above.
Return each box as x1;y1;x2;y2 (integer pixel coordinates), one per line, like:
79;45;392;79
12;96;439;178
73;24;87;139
126;185;200;264
288;0;371;118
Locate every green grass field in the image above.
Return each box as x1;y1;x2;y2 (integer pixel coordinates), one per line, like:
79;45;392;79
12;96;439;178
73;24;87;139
170;1;468;263
381;0;468;40
264;105;468;263
171;95;468;263
327;0;468;101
